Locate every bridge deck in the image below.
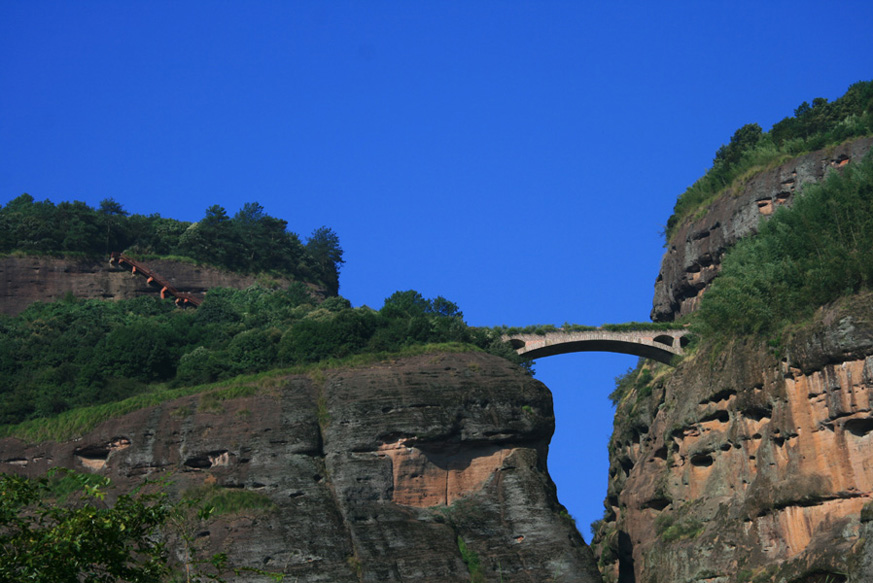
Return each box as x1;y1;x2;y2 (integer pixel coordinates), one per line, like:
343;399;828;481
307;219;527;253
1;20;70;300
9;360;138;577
503;329;689;365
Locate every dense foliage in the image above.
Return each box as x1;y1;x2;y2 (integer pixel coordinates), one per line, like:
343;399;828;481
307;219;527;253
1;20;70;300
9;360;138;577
0;197;343;294
0;471;171;583
694;151;873;337
0;470;273;582
666;80;873;240
0;287;523;427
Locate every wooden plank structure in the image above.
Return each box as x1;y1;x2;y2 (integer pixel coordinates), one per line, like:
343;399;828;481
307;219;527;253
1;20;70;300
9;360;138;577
109;252;202;307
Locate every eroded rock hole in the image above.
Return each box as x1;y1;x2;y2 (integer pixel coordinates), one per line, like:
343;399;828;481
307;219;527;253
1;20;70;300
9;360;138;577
830;155;850;168
742;406;772;421
700;410;730;423
74;445;110;461
642;497;671;511
183;449;229;469
690;453;714;467
699;389;736;405
844;417;873;437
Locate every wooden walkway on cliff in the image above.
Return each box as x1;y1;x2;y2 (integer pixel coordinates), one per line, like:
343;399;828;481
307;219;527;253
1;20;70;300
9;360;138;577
502;328;690;365
109;253;202;307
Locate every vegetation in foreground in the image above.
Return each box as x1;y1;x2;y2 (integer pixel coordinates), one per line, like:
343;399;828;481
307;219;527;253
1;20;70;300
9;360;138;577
0;469;279;582
666;80;873;241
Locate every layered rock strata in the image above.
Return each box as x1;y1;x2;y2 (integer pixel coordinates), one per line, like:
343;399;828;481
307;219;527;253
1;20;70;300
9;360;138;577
0;255;313;316
0;352;602;582
652;137;873;322
593;294;873;583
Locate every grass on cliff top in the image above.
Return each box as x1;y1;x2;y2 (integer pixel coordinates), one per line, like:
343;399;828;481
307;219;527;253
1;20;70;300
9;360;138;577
692;151;873;340
495;321;685;336
0;342;483;444
665;81;873;242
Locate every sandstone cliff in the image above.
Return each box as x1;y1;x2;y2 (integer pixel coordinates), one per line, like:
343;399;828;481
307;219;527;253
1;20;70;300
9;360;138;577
0;352;602;582
652;137;873;322
0;255;317;317
593;135;873;582
593;294;873;583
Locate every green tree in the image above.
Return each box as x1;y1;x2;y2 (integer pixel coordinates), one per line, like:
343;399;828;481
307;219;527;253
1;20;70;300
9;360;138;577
0;471;171;583
305;226;344;295
713;122;763;169
99;198;129;253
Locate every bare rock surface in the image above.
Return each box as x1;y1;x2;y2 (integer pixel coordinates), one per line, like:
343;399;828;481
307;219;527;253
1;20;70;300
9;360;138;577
593;294;873;583
652;137;873;322
0;351;602;582
0;255;309;316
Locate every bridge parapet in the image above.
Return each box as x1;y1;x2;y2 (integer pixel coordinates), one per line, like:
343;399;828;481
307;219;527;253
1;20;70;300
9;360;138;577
503;328;689;365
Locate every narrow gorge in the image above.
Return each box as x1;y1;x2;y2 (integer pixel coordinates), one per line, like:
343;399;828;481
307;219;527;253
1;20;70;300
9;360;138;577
2;135;872;582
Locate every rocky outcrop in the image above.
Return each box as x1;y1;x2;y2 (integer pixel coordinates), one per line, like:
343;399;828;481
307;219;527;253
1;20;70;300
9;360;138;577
652;137;873;322
0;255;316;316
593;294;873;583
0;351;602;582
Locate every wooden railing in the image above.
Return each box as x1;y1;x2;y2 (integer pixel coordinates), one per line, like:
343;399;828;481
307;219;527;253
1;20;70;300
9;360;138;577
109;253;202;307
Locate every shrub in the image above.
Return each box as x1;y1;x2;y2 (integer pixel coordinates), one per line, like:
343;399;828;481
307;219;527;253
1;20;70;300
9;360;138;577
695;151;873;338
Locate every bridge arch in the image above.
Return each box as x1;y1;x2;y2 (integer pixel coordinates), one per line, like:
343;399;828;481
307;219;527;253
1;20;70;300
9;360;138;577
503;329;689;365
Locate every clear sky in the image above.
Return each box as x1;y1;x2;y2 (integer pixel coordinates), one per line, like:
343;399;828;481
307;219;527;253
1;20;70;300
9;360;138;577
2;2;872;540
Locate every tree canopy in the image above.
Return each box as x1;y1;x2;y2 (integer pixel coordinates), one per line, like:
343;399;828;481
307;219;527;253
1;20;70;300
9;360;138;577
0;286;524;428
0;198;344;294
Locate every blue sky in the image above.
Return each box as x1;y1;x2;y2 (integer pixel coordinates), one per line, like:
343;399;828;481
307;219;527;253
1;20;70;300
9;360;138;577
2;2;872;539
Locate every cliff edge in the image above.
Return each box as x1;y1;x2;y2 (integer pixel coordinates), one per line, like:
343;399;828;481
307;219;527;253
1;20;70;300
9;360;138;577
652;137;873;322
594;293;873;583
0;351;602;582
0;255;318;317
593;136;873;583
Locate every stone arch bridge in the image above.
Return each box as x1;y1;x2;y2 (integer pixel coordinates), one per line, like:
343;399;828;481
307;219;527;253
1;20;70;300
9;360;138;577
502;328;690;365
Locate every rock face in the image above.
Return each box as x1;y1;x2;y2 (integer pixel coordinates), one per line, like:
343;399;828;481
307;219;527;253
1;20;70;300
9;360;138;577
0;352;602;582
652;137;873;322
0;255;314;316
594;288;873;579
591;138;873;582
